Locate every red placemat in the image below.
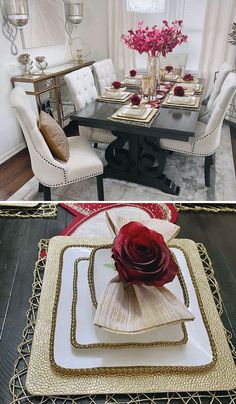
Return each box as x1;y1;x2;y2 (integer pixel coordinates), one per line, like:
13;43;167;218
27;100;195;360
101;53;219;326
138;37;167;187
60;203;178;236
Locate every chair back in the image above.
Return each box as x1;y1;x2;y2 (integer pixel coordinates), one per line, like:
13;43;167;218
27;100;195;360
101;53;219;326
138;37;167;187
195;72;236;155
10;87;54;162
160;53;188;72
64;67;98;110
207;63;233;110
92;59;116;95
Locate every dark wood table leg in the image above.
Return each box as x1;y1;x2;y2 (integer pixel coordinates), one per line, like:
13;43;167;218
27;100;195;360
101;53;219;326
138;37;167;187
104;131;180;195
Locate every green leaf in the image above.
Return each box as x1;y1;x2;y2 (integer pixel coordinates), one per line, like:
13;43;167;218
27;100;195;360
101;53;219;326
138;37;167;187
104;263;115;270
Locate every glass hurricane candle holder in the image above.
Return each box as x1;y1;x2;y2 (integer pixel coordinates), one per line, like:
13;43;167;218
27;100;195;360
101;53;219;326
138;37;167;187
142;75;153;100
6;0;29;27
35;56;48;75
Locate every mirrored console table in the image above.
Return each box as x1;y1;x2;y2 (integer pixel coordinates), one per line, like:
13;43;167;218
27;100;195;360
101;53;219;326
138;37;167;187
11;61;94;128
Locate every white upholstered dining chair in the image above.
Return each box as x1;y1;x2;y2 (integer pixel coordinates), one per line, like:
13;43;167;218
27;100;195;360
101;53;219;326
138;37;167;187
92;59;117;95
10;87;104;201
160;53;188;73
64;66;115;145
160;72;236;187
199;63;233;124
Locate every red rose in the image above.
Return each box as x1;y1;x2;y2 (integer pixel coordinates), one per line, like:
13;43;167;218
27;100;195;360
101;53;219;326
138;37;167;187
130;93;141;106
183;74;194;81
112;81;122;89
130;69;137;77
174;86;185;97
111;222;179;287
165;65;173;73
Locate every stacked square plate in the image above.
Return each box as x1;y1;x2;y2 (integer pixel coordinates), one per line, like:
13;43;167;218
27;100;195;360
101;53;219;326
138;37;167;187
25;206;236;396
99;90;132;103
162;94;201;109
171;83;204;95
111;105;158;123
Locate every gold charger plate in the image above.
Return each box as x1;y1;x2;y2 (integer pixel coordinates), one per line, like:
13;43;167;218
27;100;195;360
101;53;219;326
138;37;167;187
70;245;189;349
162;95;201;110
25;237;236;395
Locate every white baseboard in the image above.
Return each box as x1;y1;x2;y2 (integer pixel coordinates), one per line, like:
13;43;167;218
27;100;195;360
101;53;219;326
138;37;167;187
0;143;26;165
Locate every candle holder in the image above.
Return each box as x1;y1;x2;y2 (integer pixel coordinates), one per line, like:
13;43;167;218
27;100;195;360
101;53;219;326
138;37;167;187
18;53;33;76
35;56;48;75
1;0;29;55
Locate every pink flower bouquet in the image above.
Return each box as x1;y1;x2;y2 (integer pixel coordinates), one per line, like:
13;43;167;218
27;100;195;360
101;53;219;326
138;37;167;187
121;20;188;57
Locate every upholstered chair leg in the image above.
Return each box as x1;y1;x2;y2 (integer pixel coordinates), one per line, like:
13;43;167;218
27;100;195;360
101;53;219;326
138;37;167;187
96;175;104;201
204;156;212;187
38;183;44;193
43;186;52;201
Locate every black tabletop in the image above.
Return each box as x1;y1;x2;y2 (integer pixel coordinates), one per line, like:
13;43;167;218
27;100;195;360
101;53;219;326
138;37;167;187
71;101;200;141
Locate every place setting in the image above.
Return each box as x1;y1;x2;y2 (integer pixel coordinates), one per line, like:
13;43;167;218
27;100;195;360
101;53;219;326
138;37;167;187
162;84;202;110
108;93;160;127
9;204;236;401
97;81;132;103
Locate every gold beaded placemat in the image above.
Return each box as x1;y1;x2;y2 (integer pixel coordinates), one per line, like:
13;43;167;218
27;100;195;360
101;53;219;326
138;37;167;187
9;238;236;403
0;203;57;218
176;204;236;213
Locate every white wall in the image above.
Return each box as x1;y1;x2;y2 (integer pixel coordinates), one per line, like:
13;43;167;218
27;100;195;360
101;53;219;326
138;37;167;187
0;0;108;164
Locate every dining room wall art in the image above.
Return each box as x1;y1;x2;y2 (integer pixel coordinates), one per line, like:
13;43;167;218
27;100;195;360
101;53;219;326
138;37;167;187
21;0;65;49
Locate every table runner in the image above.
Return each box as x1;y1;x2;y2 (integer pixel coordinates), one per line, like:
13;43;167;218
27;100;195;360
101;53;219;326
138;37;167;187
60;203;178;236
9;239;236;403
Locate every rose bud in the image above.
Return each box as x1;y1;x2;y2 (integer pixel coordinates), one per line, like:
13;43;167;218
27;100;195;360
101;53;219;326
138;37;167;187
130;69;137;77
165;65;173;73
112;81;122;89
183;73;194;81
174;86;185;97
112;222;179;287
130;93;141;106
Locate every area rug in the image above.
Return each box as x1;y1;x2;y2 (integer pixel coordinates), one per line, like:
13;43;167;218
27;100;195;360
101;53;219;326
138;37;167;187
9;239;236;403
60;203;178;235
8;125;236;202
0;203;57;218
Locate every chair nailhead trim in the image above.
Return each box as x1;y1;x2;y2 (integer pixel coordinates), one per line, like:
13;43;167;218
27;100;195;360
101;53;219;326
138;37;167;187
162;125;220;157
39;170;104;188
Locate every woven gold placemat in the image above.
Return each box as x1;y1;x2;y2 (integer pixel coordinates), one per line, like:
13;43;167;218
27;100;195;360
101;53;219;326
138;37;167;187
0;204;57;218
176;204;236;213
9;239;236;403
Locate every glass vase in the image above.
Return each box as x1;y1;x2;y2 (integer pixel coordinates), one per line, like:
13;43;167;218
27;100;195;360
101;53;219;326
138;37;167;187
147;54;161;98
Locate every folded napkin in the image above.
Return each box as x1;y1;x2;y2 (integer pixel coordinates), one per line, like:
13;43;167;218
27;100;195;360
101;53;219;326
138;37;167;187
94;279;194;334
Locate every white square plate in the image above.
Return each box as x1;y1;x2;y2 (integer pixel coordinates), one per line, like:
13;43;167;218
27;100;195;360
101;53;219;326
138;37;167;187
73;246;187;347
117;106;153;120
168;95;196;105
53;246;213;370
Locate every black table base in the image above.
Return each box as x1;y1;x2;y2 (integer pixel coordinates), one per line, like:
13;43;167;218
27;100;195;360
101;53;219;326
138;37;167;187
104;131;180;195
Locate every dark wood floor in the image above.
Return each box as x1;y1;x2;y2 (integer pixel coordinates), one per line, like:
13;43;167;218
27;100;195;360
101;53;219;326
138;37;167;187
0;205;235;403
0;124;235;201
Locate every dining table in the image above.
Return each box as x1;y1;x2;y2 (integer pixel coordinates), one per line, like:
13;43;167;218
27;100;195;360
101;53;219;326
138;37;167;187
70;82;204;196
